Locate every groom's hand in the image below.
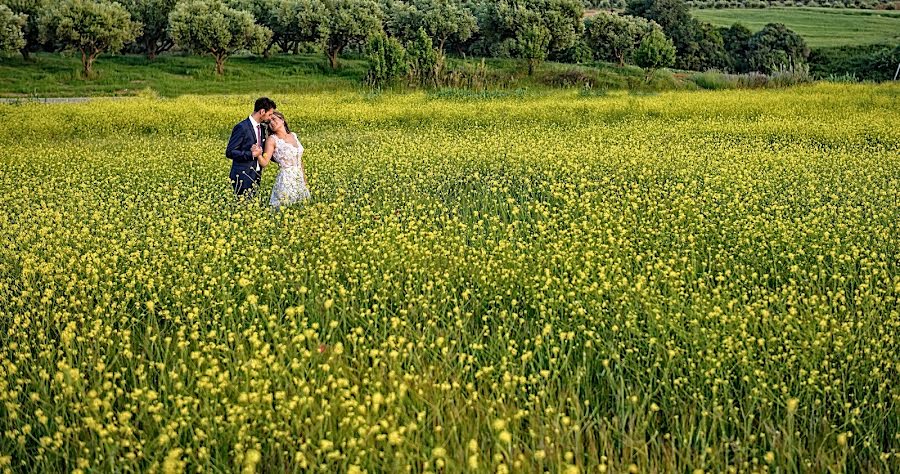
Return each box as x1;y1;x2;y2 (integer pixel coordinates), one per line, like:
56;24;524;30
251;144;262;158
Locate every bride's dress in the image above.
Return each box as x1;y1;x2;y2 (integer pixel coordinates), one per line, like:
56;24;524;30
269;132;310;208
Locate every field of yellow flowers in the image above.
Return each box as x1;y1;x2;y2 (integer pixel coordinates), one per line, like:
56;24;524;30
0;84;898;473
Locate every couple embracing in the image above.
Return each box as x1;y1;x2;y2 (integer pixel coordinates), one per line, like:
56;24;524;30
226;97;310;209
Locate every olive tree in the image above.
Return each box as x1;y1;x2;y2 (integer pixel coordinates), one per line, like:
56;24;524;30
169;0;271;75
584;11;658;66
122;0;176;58
0;0;47;59
322;0;382;69
269;0;328;54
383;0;476;54
38;0;141;77
0;4;25;54
477;0;582;73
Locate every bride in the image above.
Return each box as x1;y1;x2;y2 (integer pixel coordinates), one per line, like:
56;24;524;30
259;111;311;209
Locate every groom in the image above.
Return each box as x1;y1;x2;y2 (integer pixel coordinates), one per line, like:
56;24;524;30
226;97;277;198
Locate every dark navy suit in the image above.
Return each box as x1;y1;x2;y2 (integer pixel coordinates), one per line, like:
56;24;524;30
226;118;267;197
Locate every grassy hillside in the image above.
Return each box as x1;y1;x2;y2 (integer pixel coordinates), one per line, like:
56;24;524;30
692;7;900;47
0;52;694;98
0;53;368;98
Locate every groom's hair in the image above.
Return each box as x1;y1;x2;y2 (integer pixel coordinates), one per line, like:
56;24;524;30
254;97;276;113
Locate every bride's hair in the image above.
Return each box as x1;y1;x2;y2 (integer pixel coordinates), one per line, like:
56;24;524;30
272;111;291;134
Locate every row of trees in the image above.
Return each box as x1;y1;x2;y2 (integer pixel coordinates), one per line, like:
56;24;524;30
0;0;808;80
626;0;808;72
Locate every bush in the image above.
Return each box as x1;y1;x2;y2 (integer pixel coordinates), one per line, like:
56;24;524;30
809;44;900;81
692;70;733;89
366;33;409;88
633;28;676;80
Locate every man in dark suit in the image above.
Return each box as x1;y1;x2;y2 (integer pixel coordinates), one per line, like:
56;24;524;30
226;97;277;198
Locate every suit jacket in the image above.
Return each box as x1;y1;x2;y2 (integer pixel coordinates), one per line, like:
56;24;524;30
226;118;267;172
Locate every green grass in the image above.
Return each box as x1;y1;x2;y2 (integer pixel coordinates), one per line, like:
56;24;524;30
692;7;900;47
0;52;698;98
0;53;368;98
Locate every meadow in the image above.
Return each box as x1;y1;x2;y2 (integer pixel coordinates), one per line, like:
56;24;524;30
692;7;900;47
0;84;899;473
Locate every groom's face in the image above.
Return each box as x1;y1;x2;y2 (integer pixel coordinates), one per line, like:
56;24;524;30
260;108;276;123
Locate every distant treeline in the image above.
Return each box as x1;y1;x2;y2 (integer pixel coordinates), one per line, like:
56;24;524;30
0;0;893;84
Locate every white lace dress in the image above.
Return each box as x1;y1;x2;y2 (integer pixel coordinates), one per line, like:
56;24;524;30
269;132;311;209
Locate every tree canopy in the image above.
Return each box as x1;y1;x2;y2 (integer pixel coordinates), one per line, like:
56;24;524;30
169;0;271;74
38;0;141;77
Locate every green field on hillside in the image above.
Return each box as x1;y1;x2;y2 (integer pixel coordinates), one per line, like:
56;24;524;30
692;7;900;47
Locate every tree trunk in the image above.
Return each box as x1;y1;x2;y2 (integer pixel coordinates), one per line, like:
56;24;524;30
215;53;226;75
438;37;446;55
263;40;275;58
527;58;536;76
81;50;98;78
20;48;30;61
328;47;339;69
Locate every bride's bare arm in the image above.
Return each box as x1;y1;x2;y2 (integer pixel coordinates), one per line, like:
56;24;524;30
259;138;276;167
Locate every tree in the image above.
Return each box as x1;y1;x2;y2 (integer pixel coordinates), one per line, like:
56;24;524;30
122;0;176;58
0;0;47;59
584;11;658;66
273;0;327;54
626;0;725;71
0;4;25;54
407;26;439;85
680;21;728;71
383;0;476;54
38;0;141;78
633;27;674;80
748;23;808;74
517;18;549;75
322;0;382;69
720;22;752;73
365;32;408;86
476;0;582;71
169;0;271;75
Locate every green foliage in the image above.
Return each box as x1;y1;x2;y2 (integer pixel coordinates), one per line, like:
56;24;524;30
407;26;440;85
518;19;550;75
38;0;141;77
0;4;25;54
227;0;326;56
254;0;328;55
0;0;46;58
169;0;271;75
558;38;593;64
122;0;177;58
322;0;383;68
748;22;808;74
476;0;583;72
584;11;660;66
627;0;727;70
633;27;676;79
382;0;477;53
365;32;409;87
720;22;752;72
809;43;900;81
